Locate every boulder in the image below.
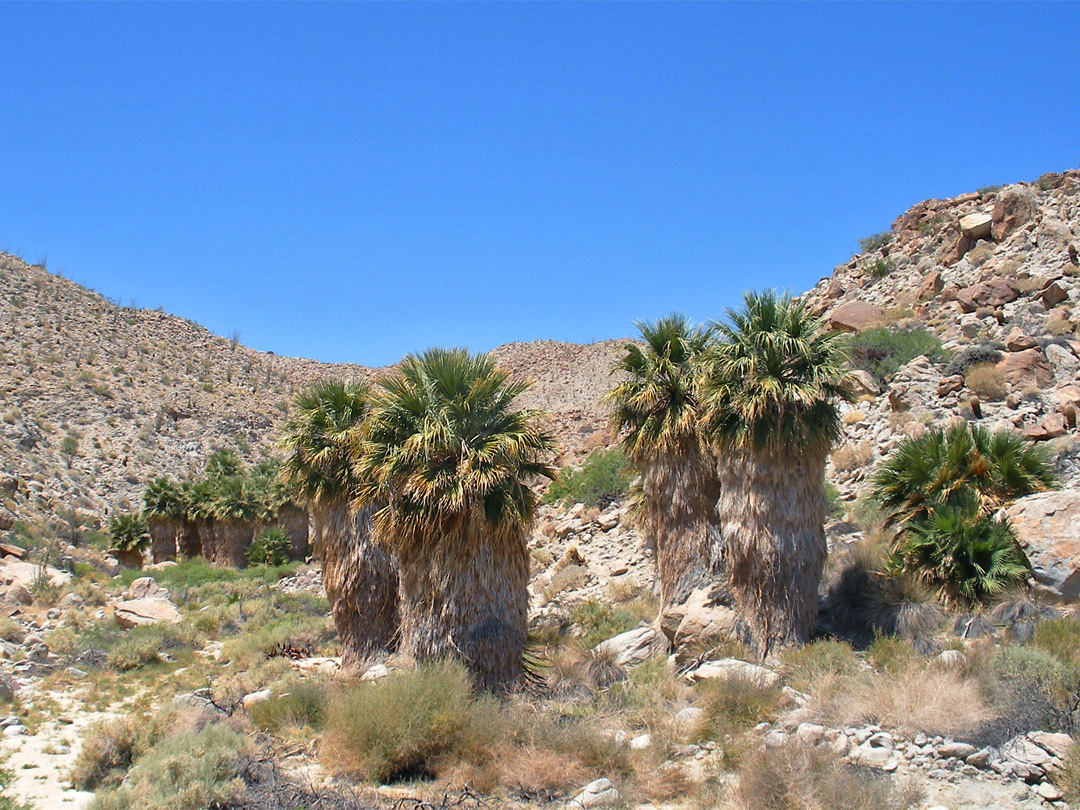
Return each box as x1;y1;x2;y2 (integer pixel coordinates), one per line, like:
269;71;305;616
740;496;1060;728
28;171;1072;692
1006;491;1080;598
991;186;1039;241
113;597;182;628
916;270;944;302
955;277;1020;313
570;778;619;808
849;369;880;397
0;559;71;588
127;577;166;600
938;741;977;759
685;658;780;688
594;626;666;668
997;348;1053;388
960;212;993;240
0;512;12;532
1005;327;1038;352
827;301;885;333
660;586;739;650
937;375;964;396
1046;343;1080;378
1043;281;1069;307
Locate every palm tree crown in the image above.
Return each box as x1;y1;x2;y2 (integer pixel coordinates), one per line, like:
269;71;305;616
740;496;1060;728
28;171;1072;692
703;290;852;455
604;314;715;462
280;380;371;506
142;477;187;522
360;348;556;540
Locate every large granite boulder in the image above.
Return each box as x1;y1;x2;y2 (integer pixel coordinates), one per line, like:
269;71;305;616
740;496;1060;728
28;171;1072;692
594;626;666;668
827;301;884;333
114;597;182;628
1006;491;1080;598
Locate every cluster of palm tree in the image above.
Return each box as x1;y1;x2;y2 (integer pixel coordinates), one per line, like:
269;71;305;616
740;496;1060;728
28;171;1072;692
140;450;305;568
870;423;1058;604
280;349;555;689
605;291;852;658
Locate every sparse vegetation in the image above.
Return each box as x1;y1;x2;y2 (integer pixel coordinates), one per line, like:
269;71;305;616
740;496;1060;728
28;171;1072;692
542;447;632;508
858;231;893;254
847;326;946;384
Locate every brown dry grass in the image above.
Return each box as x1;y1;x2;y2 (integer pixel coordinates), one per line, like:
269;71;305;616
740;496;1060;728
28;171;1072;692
830;441;873;472
965;363;1007;401
817;667;992;738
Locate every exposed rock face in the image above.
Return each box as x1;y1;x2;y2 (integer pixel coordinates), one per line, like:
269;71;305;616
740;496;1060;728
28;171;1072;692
955;277;1020;313
826;300;885;332
1006;491;1080;598
997;349;1054;388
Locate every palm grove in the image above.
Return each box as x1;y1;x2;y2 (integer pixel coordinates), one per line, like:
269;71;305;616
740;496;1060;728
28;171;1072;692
123;289;1058;687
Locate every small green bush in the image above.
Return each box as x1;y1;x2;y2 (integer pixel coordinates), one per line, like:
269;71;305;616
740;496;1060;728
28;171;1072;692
542;448;632;508
71;717;143;790
691;676;783;760
569;599;641;649
249;681;327;731
848;327;946;384
858;231;893;254
991;645;1074;731
944;344;1003;377
866;633;918;674
869;258;896;279
245;527;291;567
1030;617;1080;670
782;640;861;693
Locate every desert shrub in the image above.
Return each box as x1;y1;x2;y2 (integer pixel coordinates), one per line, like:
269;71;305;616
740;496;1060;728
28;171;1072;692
858;231;893;254
830;441;873;473
71;717;144;790
106;623;197;671
944;344;1003;377
722;741;922;810
691;676;782;758
88;723;248;810
245;526;290;567
977;184;1003;195
824;482;844;518
542;448;632;508
965;363;1007;400
782;640;861;695
544;564;588;599
1046;313;1075;336
1030;617;1080;670
322;660;497;782
1057;741;1080;804
249;680;328;731
866;633;919;674
847;327;945;384
569;599;641;648
989;645;1075;733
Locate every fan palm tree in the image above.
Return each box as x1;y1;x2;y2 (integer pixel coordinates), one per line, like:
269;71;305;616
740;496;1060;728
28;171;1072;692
703;290;852;657
603;314;723;617
142;477;186;563
280;379;399;668
870;423;1058;529
180;479;212;559
358;348;556;689
207;475;261;567
108;512;150;569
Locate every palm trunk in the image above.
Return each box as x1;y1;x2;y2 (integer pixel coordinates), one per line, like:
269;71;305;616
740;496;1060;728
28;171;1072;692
717;446;828;659
643;445;725;615
395;509;528;691
147;518;180;563
316;501;399;671
193;521;215;561
114;548;144;569
213;521;255;567
278;506;310;561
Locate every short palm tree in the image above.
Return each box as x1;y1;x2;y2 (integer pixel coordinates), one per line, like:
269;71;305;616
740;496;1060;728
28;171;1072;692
358;348;556;689
142;477;186;563
703;290;852;657
108;512;150;569
280;379;399;668
870;423;1058;528
871;424;1056;604
604;314;723;617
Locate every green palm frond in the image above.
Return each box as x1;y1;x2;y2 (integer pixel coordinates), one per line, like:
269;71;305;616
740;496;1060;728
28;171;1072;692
702;290;852;455
870;423;1057;528
279;379;371;506
108;512;151;553
205;448;245;481
603;313;714;463
359;347;556;547
142;477;186;521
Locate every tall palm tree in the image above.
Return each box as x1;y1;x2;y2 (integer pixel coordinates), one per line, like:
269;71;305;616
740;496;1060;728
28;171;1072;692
207;475;261;567
358;348;556;690
603;314;723;618
703;290;852;657
280;380;399;669
142;477;185;563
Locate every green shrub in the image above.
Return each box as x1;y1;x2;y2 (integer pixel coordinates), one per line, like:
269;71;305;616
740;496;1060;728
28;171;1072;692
866;633;918;674
322;660;497;782
106;623;197;671
977;184;1003;195
89;723;247;810
944;344;1003;377
691;676;782;761
542;448;632;508
858;231;893;254
249;681;328;731
245;526;290;566
782;640;861;694
569;599;641;648
991;645;1075;731
71;717;143;790
848;327;946;384
869;258;896;279
1030;617;1080;670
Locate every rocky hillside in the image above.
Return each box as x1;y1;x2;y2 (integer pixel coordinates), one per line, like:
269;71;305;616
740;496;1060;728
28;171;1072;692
0;253;621;531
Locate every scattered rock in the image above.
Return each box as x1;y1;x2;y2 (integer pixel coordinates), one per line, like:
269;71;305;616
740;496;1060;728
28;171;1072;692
569;777;619;808
113;597;182;628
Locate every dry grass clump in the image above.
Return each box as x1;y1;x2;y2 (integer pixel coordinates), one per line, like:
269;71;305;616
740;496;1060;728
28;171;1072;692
322;660;631;794
842;411;866;426
818;667;990;739
71;717;144;790
781;639;862;696
1046;313;1076;336
722;742;922;810
830;441;873;473
965;363;1007;400
690;676;782;761
1056;741;1080;805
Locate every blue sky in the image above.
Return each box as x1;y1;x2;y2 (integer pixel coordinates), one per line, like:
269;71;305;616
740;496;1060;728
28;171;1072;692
1;3;1078;367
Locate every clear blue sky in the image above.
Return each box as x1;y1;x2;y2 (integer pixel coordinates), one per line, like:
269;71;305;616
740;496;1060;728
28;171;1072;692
2;3;1077;367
